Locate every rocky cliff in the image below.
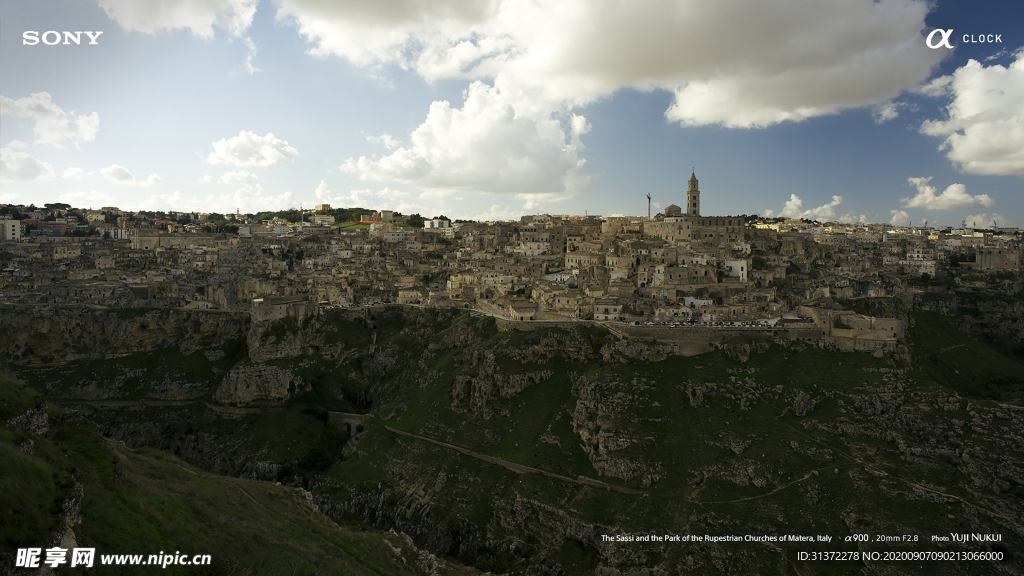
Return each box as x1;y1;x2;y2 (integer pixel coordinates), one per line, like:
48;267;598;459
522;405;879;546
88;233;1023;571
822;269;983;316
0;307;248;365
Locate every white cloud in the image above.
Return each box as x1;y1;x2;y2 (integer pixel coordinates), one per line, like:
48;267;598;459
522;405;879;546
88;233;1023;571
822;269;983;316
889;209;910;226
984;49;1010;63
136;190;188;212
278;0;944;129
313;180;331;201
204;183;295;213
964;213;1009;229
130;186;297;214
0;148;56;182
763;209;775;217
199;172;259;185
100;164;161;186
839;213;867;224
308;182;438;215
778;194;843;221
243;37;260;74
97;0;257;38
901;177;993;210
872;102;899;124
366;133;400;150
63;167;87;179
207;130;299;168
58;190;115;206
920;49;1024;177
912;75;952;97
341;81;592;196
280;0;945;198
0;92;99;148
471;204;521;222
327;187;425;214
218;170;259;185
7;140;27;149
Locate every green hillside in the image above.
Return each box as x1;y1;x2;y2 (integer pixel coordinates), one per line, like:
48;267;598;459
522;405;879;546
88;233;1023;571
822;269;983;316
1;374;477;576
7;306;1023;574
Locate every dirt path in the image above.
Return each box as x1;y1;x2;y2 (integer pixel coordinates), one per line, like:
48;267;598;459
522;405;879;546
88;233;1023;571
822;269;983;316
64;399;260;415
383;425;641;495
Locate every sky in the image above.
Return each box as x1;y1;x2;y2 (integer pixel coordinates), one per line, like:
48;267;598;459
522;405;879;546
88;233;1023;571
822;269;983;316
1;0;1022;227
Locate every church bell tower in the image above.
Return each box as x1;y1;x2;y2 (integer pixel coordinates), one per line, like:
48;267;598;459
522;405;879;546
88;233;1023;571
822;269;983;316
687;170;700;216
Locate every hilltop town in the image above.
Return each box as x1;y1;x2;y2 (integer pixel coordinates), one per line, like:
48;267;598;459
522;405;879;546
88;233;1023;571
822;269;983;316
3;174;1019;349
3;175;1023;576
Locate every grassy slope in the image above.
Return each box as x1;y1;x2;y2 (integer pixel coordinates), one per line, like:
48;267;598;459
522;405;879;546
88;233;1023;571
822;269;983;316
313;314;1021;574
9;307;1022;574
910;311;1024;401
0;375;476;576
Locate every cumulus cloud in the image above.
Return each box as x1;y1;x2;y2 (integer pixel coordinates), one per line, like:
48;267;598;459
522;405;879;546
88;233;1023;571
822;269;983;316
889;209;910;226
471;204;522;222
778;194;844;221
136;190;187;212
328;187;428;214
912;75;952;97
63;167;87;179
0;92;99;148
839;213;867;224
218;170;259;185
7;140;27;149
97;0;257;37
201;170;258;185
0;147;56;182
100;164;161;186
279;0;945;196
130;186;297;214
872;102;899;124
964;213;1009;229
313;180;332;201
207;130;299;168
366;133;400;150
278;0;944;126
308;181;443;215
205;183;294;212
58;190;114;206
920;49;1024;177
341;81;592;196
901;176;993;210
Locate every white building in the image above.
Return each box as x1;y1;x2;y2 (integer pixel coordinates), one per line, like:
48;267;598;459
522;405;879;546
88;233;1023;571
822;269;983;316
720;259;748;283
424;218;451;229
1;220;21;242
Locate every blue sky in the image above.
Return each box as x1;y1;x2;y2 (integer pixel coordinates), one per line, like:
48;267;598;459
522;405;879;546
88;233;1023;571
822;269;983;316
1;0;1022;227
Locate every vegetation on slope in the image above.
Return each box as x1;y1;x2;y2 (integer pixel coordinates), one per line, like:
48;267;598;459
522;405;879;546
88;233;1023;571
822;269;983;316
0;374;477;576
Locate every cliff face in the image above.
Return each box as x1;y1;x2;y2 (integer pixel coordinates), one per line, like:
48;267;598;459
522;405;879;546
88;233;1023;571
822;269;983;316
0;308;249;365
214;365;308;405
914;292;1024;357
8;304;1024;575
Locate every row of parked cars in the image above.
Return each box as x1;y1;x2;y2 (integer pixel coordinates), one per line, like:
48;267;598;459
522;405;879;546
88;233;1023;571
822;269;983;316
629;320;778;328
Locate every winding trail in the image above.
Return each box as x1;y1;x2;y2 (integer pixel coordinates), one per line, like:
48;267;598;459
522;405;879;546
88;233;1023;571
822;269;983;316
383;425;642;495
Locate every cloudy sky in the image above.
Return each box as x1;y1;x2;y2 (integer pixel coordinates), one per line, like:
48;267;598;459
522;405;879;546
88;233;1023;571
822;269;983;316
1;0;1022;226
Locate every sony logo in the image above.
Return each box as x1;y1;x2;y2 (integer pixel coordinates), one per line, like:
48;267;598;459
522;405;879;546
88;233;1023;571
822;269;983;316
23;31;103;45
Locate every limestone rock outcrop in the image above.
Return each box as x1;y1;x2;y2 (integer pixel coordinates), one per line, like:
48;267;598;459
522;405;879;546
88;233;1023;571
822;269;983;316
213;364;306;405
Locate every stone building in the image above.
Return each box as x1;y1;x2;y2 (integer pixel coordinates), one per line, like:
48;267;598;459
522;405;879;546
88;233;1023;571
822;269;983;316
643;172;747;244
